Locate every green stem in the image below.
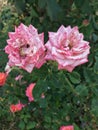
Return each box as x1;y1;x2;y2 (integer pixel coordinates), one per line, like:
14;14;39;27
65;77;78;96
11;67;23;74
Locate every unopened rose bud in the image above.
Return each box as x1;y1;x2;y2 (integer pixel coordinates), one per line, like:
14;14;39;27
82;19;89;26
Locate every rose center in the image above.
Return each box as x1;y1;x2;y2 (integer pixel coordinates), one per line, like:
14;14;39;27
64;40;73;50
19;44;30;57
68;42;73;49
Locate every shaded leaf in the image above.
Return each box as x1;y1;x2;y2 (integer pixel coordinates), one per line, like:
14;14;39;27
38;0;47;9
30;8;38;17
75;84;88;97
73;123;80;130
27;121;36;129
94;56;98;73
67;71;81;84
91;98;98;117
46;0;61;21
14;0;26;13
19;121;25;130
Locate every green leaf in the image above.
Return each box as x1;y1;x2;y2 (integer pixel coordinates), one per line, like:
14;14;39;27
92;34;98;43
91;98;98;117
19;121;25;130
74;0;83;8
75;0;91;13
73;123;80;130
81;23;93;39
46;0;61;21
30;8;38;17
81;0;91;13
92;15;98;30
68;71;81;84
14;0;26;13
39;98;48;108
44;116;51;123
26;121;36;129
38;0;47;9
94;56;98;73
75;84;88;97
83;68;98;84
0;22;3;31
33;80;48;100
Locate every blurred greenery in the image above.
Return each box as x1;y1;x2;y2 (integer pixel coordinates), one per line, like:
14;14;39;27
0;0;98;130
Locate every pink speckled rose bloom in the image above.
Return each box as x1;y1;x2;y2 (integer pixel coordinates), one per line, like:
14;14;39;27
45;25;90;72
5;23;46;73
60;125;74;130
10;101;25;113
26;83;35;102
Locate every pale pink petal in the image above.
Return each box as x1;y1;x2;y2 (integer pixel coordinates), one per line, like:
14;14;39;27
45;25;90;72
60;125;74;130
15;75;23;81
5;23;46;73
26;83;35;102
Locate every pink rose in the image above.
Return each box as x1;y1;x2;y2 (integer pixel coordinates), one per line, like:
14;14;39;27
26;83;35;102
10;101;25;113
5;23;46;73
60;125;74;130
45;25;90;72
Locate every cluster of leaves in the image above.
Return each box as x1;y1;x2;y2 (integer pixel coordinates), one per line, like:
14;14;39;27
0;0;98;130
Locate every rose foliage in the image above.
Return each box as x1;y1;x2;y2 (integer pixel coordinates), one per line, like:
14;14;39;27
0;0;98;130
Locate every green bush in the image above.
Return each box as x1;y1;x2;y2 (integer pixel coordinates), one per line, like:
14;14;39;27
0;0;98;130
